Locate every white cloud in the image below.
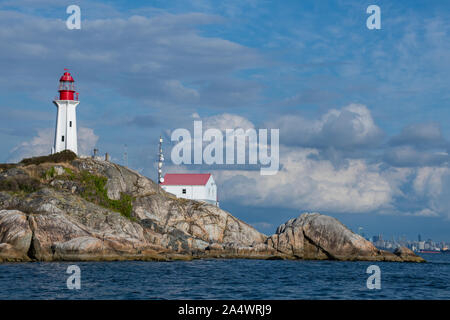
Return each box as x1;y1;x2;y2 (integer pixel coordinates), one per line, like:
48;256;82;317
155;106;450;222
413;167;449;196
411;166;450;219
167;113;260;169
268;103;383;150
8;127;98;162
384;145;450;167
203;113;255;131
384;122;450;167
78;127;99;157
165;110;450;218
214;147;396;213
413;209;439;217
389;122;448;149
0;10;263;110
8;128;53;162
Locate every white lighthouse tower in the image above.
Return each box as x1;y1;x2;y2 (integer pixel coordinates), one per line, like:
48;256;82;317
52;69;80;155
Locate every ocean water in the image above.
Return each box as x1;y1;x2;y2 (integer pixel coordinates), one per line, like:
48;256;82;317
0;253;449;299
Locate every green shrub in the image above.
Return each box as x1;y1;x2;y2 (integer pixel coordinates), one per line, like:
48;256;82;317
78;170;134;220
0;164;17;172
110;193;133;219
0;176;41;193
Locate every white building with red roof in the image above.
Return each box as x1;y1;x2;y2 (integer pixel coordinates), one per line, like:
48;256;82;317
160;173;218;207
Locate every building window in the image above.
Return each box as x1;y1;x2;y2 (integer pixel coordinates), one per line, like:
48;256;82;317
182;189;186;194
69;121;72;127
61;135;64;142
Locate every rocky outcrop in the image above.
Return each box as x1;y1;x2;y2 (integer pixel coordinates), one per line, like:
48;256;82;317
266;213;425;262
393;246;425;262
0;210;32;261
133;194;266;247
71;158;159;200
0;158;267;262
0;155;425;263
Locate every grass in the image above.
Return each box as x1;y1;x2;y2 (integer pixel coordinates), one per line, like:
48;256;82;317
20;150;77;166
64;167;74;175
42;167;56;179
78;170;135;220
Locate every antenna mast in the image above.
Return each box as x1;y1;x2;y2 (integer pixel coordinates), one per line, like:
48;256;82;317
158;136;164;185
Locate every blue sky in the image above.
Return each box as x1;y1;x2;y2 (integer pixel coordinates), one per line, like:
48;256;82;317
0;0;449;240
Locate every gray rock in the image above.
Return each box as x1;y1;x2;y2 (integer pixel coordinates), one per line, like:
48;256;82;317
0;158;426;263
133;194;266;248
0;210;32;261
266;212;423;262
394;246;425;262
72;158;159;200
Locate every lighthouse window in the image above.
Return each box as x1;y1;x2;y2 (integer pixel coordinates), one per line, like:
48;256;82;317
69;121;72;127
61;135;64;142
182;189;186;194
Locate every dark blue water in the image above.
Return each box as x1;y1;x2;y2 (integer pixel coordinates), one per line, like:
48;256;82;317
0;254;449;299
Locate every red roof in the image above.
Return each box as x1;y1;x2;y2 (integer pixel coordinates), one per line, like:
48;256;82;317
161;173;211;186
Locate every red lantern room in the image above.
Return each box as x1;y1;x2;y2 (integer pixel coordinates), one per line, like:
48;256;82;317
58;70;76;100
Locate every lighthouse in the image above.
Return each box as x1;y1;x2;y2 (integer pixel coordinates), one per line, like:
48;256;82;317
52;70;80;155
